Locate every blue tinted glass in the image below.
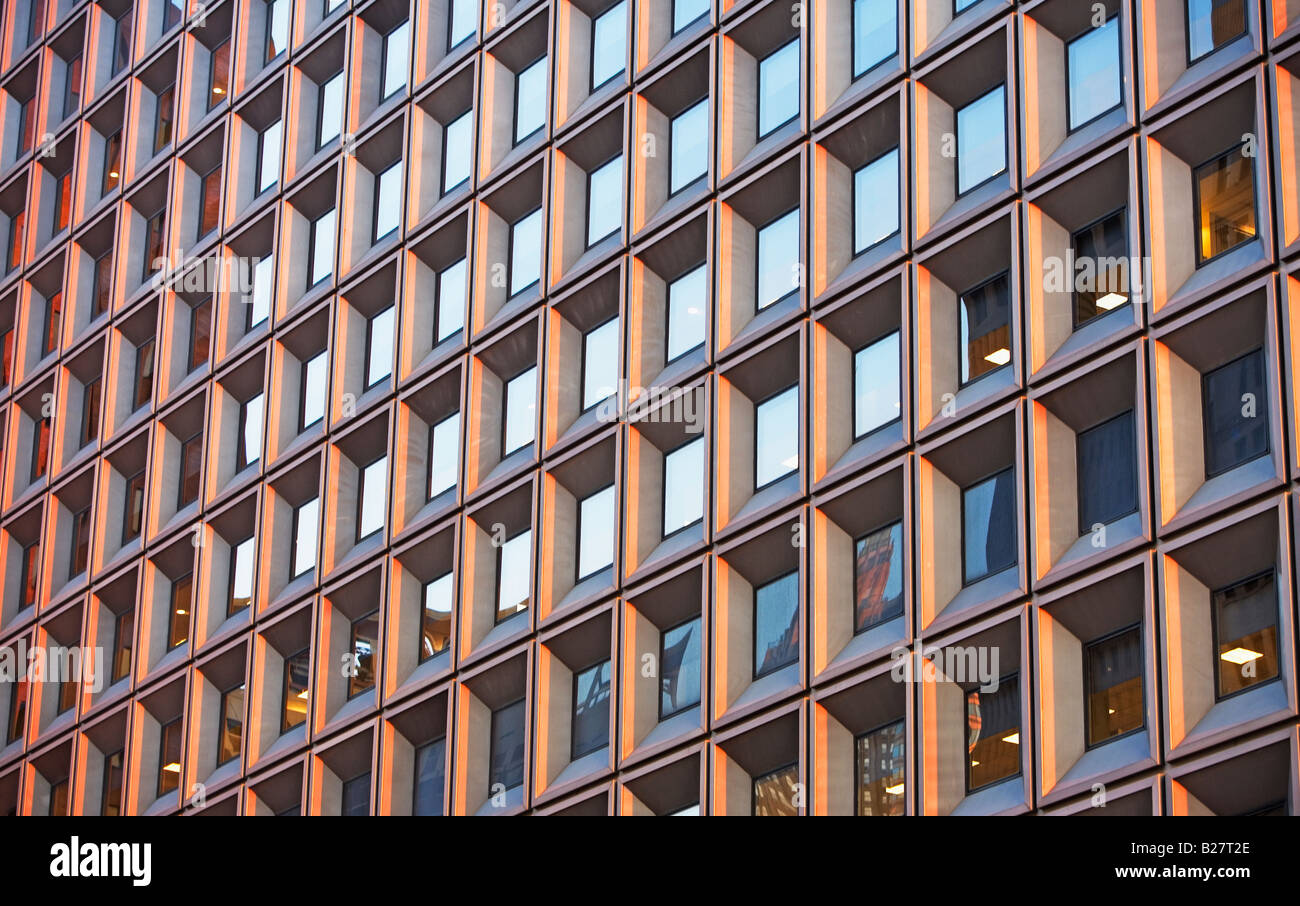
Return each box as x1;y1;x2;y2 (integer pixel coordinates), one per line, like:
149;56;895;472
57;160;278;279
591;2;627;89
754;571;799;677
582;319;618;410
673;0;709;33
1068;18;1121;130
756;386;798;487
429;412;459;498
436;259;467;341
442;111;473;193
956;86;1006;194
756;209;799;310
758;40;799;137
383;20;409;99
572;661;611;757
412;738;445;815
374;164;401;241
853;331;900;437
366;307;394;387
853;149;900;253
514;58;547;144
667;265;706;360
670;100;708;194
510;209;542;296
503;366;537;454
310;209;335;285
341;773;369;815
497;529;531;620
318;73;344;147
663;438;704;535
660;618;702;717
1187;0;1246;62
489;699;526;790
962;469;1016;583
853;0;897;77
587;155;622;246
448;0;476;48
959;273;1011;384
577;485;615;579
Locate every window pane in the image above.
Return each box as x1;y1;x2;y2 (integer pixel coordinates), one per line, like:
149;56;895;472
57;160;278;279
1086;627;1144;746
754;571;799;677
413;738;446;815
587;156;622;246
301;352;328;429
514;58;547;144
348;612;379;697
154;85;175;153
673;0;709;33
358;457;387;540
962;469;1016;584
442;111;473;193
437;259;467;340
660;617;702;717
1194;148;1255;262
578;485;615;579
853;0;897;77
81;379;101;447
572;661;611;757
199;167;222;237
853;149;900;253
966;675;1020;791
421;573;453;659
104;131;122;193
383;21;410;99
282;648;310;731
158;721;182;794
1203;349;1268;476
855;521;904;633
956;86;1006;194
1072;209;1129;325
241;393;264;468
366;306;395;387
1077;411;1137;532
311;209;335;285
218;685;244;764
112;610;133;683
293;498;319;577
1213;572;1279;698
208;41;230;108
1188;0;1246;61
102;751;123;815
667;265;706;360
179;436;202;506
959;272;1011;384
489;699;526;791
856;719;905;816
341;774;370;815
497;530;531;620
94;253;113;316
125;473;146;541
758;40;800;137
318;73;344;147
503;366;537;454
753;763;798;816
591;2;627;89
582;318;618;410
229;537;255;614
259;121;281;193
374;164;402;241
854;331;900;437
448;0;476;48
429;412;460;498
189;299;212;370
266;0;290;61
510;209;542;296
169;574;192;648
757;208;799;310
1067;17;1121;130
663;438;704;536
670;99;708;194
755;386;799;487
250;255;273;327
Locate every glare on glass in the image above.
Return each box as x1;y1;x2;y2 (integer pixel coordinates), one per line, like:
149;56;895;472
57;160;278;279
673;0;709;33
358;457;387;540
448;0;476;49
514;58;547;144
249;256;273;327
428;412;459;498
383;20;410;99
754;571;799;677
374;164;402;241
659;618;702;717
437;259;468;341
853;0;897;77
1194;148;1256;263
756;386;798;487
854;331;900;437
311;209;335;286
757;209;799;310
587;156;623;246
758;40;800;137
442;111;473;193
258;121;281;193
670;99;708;194
956;85;1006;195
853;149;900;254
421;574;453;659
497;530;531;620
582;319;618;410
301;352;328;428
230;537;255;611
510;209;542;296
366;307;395;388
293;497;319;577
578;485;615;579
663;438;704;536
242;393;264;466
1187;0;1246;62
667;265;706;360
1067;17;1121;130
591;1;627;89
503;366;537;454
318;72;344;147
266;0;290;62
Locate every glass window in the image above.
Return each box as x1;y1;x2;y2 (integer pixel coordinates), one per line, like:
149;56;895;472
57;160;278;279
436;258;467;341
93;252;113;316
53;172;72;233
1213;572;1279;699
265;0;290;62
959;272;1011;385
157;719;182;795
659;617;701;718
853;0;897;77
753;571;799;678
258;120;282;194
103;131;123;194
144;210;167;279
208;40;231;109
572;661;611;758
854;521;904;633
169;573;193;649
218;684;245;765
292;497;319;578
341;773;370;816
856;719;905;816
758;40;800;138
514;57;547;145
752;763;798;816
20;543;39;608
1193;146;1256;264
70;507;91;579
81;378;101;447
43;292;62;356
956;85;1006;195
670;99;708;195
318;72;345;149
310;208;335;287
413;738;446;816
154;84;175;153
17;98;35;157
663;438;704;536
428;412;460;498
502;366;537;455
300;352;328;430
591;1;627;90
238;393;264;471
853;149;900;254
374;163;402;242
50;780;69;816
667;265;706;361
854;331;900;438
1076;411;1137;532
1072;209;1129;326
112;13;132;75
112;609;133;683
102;750;124;815
5;677;27;743
178;434;203;508
382;20;410;100
357;457;387;541
1067;17;1122;130
188;298;212;371
282;648;310;731
755;385;799;488
162;0;183;31
587;155;623;246
489;699;526;792
64;55;83;120
421;573;453;660
6;211;23;274
962;468;1016;584
348;611;379;697
448;0;476;49
249;254;273;329
32;417;51;482
1187;0;1247;62
673;0;709;33
955;0;980;15
199;166;222;238
1085;626;1144;747
1203;349;1268;476
496;529;532;621
442;111;473;194
228;537;255;616
366;306;395;388
134;339;155;409
582;318;618;410
0;329;10;386
577;485;615;580
124;471;146;542
756;208;799;310
509;209;542;297
965;674;1020;792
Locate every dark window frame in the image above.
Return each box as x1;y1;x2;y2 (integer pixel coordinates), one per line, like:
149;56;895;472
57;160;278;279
660;436;705;540
664;262;708;365
362;305;396;391
850;0;899;82
315;70;345;152
584;152;624;250
167;572;193;650
1075;409;1139;534
507;206;543;300
156;718;183;797
750;760;799;816
347;609;381;699
752;383;800;493
851;147;901;258
381;19;411;102
227;536;254;617
850;329;902;442
426;411;459;501
667;96;709;199
123;469;146;543
1082;623;1145;750
1185;0;1249;65
1210;569;1281;703
956;269;1012;389
853;716;906;816
512;55;548;147
187;297;213;372
299;352;327;432
754;205;801;312
963;671;1022;796
657;615;702;721
216;682;245;766
1070;206;1129;330
372;162;402;245
439;109;473;197
500;364;538;458
280;646;310;733
1190;142;1257;268
574;484;615;584
355;455;387;544
570;659;611;759
177;431;204;510
589;0;628;93
290;497;319;580
578;314;619;414
110;608;134;684
494;528;532;624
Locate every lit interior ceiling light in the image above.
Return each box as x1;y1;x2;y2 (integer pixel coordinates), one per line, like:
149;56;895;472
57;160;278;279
175;609;187;615
970;760;980;767
1221;647;1263;665
1002;733;1019;745
984;347;1011;366
163;763;181;773
297;690;310;699
1095;292;1128;310
884;783;905;795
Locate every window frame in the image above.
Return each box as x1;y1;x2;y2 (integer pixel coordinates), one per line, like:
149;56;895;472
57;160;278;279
570;660;611;759
851;147;901;258
512;55;548;147
236;393;263;472
579;315;619;414
665;262;707;364
667;96;709;198
255;120;282;196
177;431;204;510
69;506;92;580
264;0;289;64
307;207;336;289
156;717;183;797
584;153;623;249
315;70;345;151
589;0;628;93
494;528;532;623
850;329;901;442
756;37;801;141
850;0;898;82
507;207;543;299
574;484;616;584
381;19;411;102
1210;569;1281;702
347;609;381;699
1082;622;1145;750
280;646;310;733
959;465;1017;587
439;109;473;197
1190;142;1256;268
752;383;800;492
355;455;388;544
187;297;213;372
657;615;702;720
660;436;705;540
227;536;255;617
123;469;146;543
80;376;102;447
111;608;134;684
956;269;1012;389
853;717;906;816
963;671;1021;795
500;365;538;457
103;130;123;195
299;352;327;432
362;306;396;391
1063;15;1123;135
954;83;1008;198
426;411;460;501
290;497;319;580
447;0;476;52
754;206;800;312
670;0;710;36
1074;409;1139;534
750;760;799;816
153;83;175;154
1070;205;1129;330
167;572;193;651
207;39;231;111
851;518;904;635
751;569;800;680
1201;346;1269;479
1185;0;1248;65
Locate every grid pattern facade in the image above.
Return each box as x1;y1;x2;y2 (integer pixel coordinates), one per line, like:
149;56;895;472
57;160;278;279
1;0;1300;816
